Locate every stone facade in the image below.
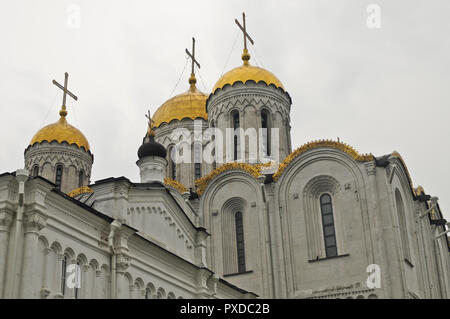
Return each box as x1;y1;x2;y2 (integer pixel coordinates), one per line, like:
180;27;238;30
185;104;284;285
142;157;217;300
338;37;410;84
198;146;450;299
24;141;93;194
207;82;292;164
155;118;214;190
0;172;255;299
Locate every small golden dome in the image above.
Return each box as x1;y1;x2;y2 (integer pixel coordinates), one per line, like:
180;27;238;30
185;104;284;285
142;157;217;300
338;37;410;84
212;50;284;93
30;116;90;151
152;77;208;128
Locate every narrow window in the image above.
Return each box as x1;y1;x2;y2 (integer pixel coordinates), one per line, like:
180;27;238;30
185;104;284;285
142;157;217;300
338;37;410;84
395;189;411;261
55;165;63;191
320;194;338;258
194;142;202;179
232;111;240;161
61;255;67;296
211;121;217;169
261;110;271;156
145;288;151;299
235;211;246;273
169;147;176;180
32;165;39;177
78;170;84;188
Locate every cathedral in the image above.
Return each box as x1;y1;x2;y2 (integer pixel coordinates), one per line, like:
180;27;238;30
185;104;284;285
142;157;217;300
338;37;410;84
0;14;449;299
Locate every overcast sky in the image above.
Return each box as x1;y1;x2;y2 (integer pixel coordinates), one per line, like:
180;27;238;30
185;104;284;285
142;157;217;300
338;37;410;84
1;0;449;220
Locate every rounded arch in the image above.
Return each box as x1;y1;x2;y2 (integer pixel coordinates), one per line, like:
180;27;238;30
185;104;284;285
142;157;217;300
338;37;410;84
222;196;248;216
275;149;370;293
134;277;144;290
50;241;62;254
156;287;166;299
395;187;411;261
76;253;88;266
38;235;49;249
167;292;176;299
100;264;110;273
89;258;99;271
63;247;75;260
145;282;156;299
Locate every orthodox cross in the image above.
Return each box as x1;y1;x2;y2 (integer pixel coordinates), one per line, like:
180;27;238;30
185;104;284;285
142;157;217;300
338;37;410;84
145;110;154;129
185;37;201;75
235;12;254;50
145;110;155;137
52;72;78;117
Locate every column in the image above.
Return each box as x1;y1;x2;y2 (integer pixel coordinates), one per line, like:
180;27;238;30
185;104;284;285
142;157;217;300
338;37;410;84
81;265;90;299
40;248;51;298
53;253;64;299
19;212;46;298
115;254;130;299
264;181;287;298
0;211;13;298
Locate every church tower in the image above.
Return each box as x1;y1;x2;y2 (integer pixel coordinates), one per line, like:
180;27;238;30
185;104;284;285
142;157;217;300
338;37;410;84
137;111;167;184
152;38;212;189
24;72;93;194
207;13;292;165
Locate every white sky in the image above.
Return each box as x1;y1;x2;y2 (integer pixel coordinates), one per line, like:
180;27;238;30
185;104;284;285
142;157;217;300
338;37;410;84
1;0;449;220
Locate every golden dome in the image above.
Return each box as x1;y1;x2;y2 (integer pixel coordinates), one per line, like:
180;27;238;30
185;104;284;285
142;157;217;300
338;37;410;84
30;115;90;151
212;49;284;93
152;75;208;128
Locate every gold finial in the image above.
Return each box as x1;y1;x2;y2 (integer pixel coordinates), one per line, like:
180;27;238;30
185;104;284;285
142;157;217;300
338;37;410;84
235;12;254;66
52;72;78;119
145;110;155;138
185;37;201;91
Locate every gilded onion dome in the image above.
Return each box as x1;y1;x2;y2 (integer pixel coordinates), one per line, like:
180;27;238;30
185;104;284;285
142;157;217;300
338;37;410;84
212;49;284;93
30;109;90;151
152;74;208;128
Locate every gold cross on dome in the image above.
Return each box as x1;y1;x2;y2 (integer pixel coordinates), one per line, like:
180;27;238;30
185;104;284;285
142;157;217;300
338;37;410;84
235;12;254;51
145;110;154;129
52;72;78;117
185;37;201;75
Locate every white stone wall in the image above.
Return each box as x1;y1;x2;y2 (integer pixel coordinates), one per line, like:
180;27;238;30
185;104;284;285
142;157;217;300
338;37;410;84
24;141;93;194
206;82;292;164
199;147;450;299
0;173;254;299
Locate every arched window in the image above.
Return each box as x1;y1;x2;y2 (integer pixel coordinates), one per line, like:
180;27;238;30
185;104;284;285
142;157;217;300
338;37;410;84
232;111;240;161
194;142;202;179
261;110;271;156
61;255;68;296
320;194;338;258
235;211;246;273
55;165;63;191
169;146;176;180
395;189;411;261
211;121;217;169
145;288;151;299
32;165;39;177
78;170;84;188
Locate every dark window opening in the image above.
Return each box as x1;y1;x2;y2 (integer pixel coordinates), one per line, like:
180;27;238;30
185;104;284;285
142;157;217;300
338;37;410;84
55;165;63;191
235;211;246;273
61;255;67;295
78;171;84;188
32;165;39;177
170;147;176;180
232;111;240;161
261;111;271;156
320;194;338;258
